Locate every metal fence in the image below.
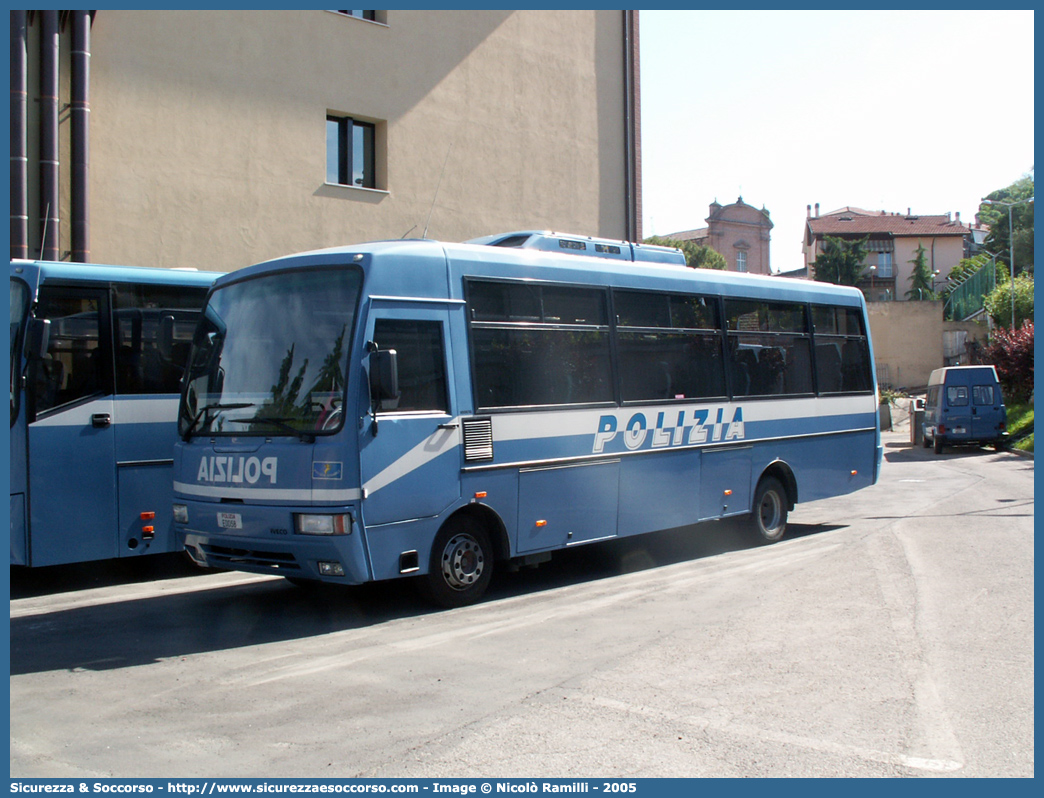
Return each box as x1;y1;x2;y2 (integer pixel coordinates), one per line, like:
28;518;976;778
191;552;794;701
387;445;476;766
944;260;995;321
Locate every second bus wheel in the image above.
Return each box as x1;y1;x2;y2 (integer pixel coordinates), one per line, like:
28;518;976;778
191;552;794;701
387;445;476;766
750;476;788;544
422;518;494;608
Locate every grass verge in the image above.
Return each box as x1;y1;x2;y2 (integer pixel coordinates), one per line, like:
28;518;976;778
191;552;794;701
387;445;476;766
1006;403;1034;453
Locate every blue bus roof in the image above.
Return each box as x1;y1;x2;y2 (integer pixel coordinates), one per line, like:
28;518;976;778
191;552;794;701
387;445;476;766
11;259;221;290
219;237;868;309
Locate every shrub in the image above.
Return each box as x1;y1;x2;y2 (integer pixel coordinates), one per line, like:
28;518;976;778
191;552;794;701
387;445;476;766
977;320;1034;402
983;274;1034;329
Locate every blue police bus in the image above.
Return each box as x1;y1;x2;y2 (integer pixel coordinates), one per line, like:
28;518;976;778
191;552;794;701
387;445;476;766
172;232;881;607
10;260;219;567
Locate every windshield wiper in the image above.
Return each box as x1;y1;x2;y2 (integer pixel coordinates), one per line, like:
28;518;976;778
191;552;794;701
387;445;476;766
227;414;316;443
181;402;255;441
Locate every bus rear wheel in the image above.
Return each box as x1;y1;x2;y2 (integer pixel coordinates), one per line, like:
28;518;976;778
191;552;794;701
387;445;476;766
422;519;493;609
750;476;788;544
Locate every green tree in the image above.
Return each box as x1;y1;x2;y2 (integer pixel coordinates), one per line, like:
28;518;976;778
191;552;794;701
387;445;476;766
644;236;727;270
979;171;1034;277
906;242;936;300
811;235;869;285
983;274;1034;330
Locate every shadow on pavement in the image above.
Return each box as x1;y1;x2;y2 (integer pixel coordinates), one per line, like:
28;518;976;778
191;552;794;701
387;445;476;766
10;552;205;599
10;519;842;676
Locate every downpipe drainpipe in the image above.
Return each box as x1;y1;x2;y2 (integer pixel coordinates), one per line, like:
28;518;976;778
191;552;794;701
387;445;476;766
623;10;641;243
71;10;91;263
10;10;28;260
39;10;60;261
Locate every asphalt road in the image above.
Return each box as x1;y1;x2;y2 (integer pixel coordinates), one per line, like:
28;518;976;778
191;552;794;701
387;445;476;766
9;431;1034;778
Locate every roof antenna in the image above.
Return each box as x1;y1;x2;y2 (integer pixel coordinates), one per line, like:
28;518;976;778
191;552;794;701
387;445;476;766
400;224;417;239
422;141;454;239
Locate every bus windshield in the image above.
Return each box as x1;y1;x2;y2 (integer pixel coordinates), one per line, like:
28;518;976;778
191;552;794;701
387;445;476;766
179;266;362;439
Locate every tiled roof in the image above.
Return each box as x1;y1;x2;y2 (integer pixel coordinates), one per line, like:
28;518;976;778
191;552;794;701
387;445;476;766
661;227;708;242
808;210;969;238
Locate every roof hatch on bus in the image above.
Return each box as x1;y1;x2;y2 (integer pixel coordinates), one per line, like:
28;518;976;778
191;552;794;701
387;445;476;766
465;231;686;267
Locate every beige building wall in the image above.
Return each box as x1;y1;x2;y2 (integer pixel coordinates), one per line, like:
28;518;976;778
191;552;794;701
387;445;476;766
868;300;989;389
891;236;965;298
24;10;637;271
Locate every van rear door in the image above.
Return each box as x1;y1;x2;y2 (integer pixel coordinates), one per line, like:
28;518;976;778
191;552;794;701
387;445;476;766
943;382;972;439
971;382;1003;441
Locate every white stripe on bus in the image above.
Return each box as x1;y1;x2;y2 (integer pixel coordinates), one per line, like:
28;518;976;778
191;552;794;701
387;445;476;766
29;397;179;427
173;481;363;503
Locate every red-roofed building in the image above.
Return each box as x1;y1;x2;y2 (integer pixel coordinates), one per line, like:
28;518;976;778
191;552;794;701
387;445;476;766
803;204;971;301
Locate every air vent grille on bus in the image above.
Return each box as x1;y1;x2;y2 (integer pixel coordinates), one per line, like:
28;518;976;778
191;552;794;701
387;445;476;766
462;417;494;461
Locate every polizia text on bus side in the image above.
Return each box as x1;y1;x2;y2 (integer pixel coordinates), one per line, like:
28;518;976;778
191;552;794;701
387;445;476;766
171;231;883;607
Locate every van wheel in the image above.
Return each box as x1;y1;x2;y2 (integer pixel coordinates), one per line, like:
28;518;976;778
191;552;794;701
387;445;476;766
750;477;788;544
421;518;493;608
921;434;931;449
933;437;944;455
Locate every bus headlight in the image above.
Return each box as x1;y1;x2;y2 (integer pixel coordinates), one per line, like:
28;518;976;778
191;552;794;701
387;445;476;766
294;513;352;535
173;504;189;524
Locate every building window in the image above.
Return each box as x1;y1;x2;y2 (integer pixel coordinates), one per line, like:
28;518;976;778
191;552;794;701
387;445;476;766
877;251;893;278
736;250;748;272
333;10;376;21
326;115;376;189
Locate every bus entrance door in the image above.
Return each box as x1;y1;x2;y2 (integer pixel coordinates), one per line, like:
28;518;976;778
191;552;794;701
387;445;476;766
25;285;119;566
359;310;461;527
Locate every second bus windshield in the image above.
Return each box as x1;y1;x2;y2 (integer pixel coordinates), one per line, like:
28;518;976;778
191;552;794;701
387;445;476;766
180;266;362;438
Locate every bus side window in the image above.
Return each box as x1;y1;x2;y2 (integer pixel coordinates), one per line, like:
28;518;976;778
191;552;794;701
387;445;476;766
372;319;448;413
31;287;108;414
113;284;209;395
615;289;726;402
725;299;812;398
812;305;872;395
468;280;613;409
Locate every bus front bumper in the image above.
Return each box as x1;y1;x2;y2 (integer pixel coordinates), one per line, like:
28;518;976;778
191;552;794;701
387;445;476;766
176;500;371;584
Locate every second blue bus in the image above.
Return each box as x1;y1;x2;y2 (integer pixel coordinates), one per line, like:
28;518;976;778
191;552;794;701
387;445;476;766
172;232;882;606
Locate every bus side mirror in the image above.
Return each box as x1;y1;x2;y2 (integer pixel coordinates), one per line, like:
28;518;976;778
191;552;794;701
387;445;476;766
369;349;400;410
158;314;175;360
25;318;51;359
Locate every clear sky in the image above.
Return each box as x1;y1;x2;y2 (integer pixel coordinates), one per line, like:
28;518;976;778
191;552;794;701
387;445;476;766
639;9;1035;273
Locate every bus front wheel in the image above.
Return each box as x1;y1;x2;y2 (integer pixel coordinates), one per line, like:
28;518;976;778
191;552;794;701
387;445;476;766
750;476;788;544
422;519;493;609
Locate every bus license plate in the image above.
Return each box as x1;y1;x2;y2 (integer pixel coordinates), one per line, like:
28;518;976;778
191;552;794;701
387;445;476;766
218;512;243;530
